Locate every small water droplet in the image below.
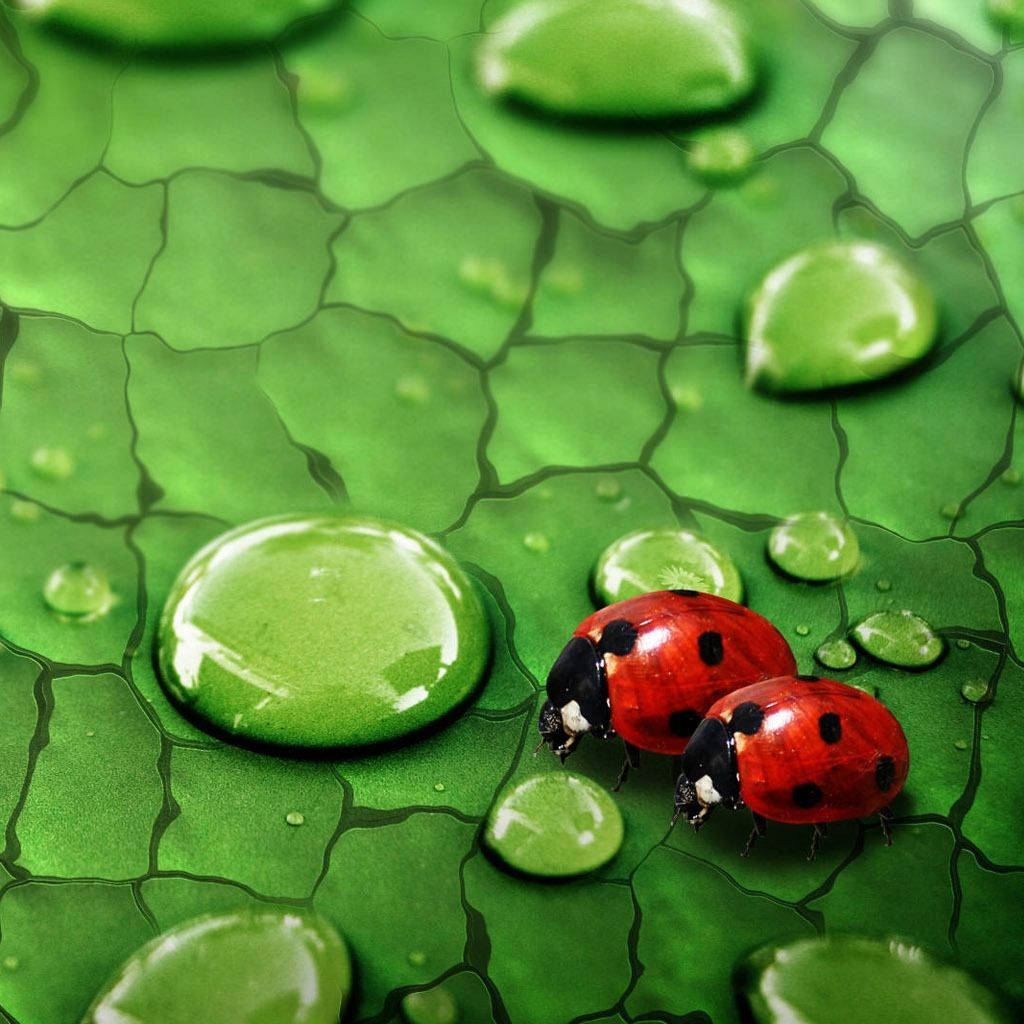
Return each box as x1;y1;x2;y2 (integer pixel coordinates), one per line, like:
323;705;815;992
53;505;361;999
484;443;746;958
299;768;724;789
953;739;968;751
9;499;40;523
851;609;944;668
2;955;18;970
407;950;428;967
960;679;991;704
85;730;96;738
767;511;860;581
939;501;961;520
30;446;75;481
669;383;703;411
433;782;446;792
523;531;550;553
458;255;527;309
815;638;857;671
686;128;755;184
795;624;810;637
955;638;971;650
401;985;459;1024
395;375;431;404
42;562;114;620
1000;466;1021;486
875;579;892;592
594;478;622;502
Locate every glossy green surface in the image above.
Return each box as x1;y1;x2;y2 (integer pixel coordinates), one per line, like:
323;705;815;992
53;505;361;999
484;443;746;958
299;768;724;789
157;515;489;748
735;935;1011;1024
0;1;1022;1022
767;511;860;581
745;242;939;393
477;0;755;118
484;772;624;877
82;909;351;1023
852;609;946;669
593;527;743;604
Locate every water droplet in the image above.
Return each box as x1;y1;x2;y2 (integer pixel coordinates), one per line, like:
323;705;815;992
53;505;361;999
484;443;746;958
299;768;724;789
940;501;961;520
156;515;490;749
955;638;971;650
485;772;623;878
2;955;18;970
669;383;703;411
954;739;969;751
851;609;944;668
407;950;428;967
9;499;40;523
960;679;991;704
593;527;743;605
523;531;551;553
285;810;305;827
477;0;756;119
433;782;446;793
81;909;351;1020
686;128;755;185
42;562;114;621
395;375;431;404
744;242;938;393
29;446;75;481
85;729;96;738
401;985;459;1024
1000;466;1021;486
767;511;860;581
876;579;892;592
594;477;622;502
458;255;527;309
988;0;1024;31
815;638;857;671
795;624;811;637
299;69;354;112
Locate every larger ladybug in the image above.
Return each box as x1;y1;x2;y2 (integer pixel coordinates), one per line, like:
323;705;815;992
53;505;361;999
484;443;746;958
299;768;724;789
538;590;797;767
673;675;909;857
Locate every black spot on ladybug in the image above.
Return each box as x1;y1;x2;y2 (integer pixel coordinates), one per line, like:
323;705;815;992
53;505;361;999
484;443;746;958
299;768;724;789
697;631;724;666
792;782;823;808
818;712;842;744
729;701;764;735
668;709;702;737
875;755;897;792
671;589;699;597
597;619;638;657
797;674;820;682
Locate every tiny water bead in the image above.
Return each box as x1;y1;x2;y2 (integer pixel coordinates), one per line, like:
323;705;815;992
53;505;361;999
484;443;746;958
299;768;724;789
744;242;938;393
156;515;490;749
458;255;528;309
686;128;756;185
285;810;305;827
401;985;460;1024
476;0;756;119
794;624;810;637
940;501;962;520
851;609;945;668
1000;466;1021;486
961;678;992;704
815;638;858;671
594;477;622;503
2;956;18;971
81;909;351;1024
593;527;743;605
407;951;428;968
956;638;972;650
767;511;860;581
736;935;1013;1024
876;578;893;592
29;446;75;481
433;782;446;793
523;531;551;553
484;772;623;878
42;562;114;620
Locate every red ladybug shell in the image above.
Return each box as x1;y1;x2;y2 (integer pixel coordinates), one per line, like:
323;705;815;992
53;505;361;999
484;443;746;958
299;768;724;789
575;590;796;755
707;676;909;824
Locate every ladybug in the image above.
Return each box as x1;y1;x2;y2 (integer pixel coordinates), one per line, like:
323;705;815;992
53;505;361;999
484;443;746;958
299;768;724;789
537;590;797;777
672;675;909;858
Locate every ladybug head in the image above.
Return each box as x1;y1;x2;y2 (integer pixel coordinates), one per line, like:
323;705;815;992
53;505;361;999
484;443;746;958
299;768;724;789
538;635;612;760
672;717;741;829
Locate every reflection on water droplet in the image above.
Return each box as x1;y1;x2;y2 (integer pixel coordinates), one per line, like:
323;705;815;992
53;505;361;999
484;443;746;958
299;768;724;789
285;810;305;827
30;446;75;481
433;782;446;793
960;679;991;704
852;609;944;668
768;511;859;581
9;499;41;523
815;638;857;671
42;562;114;621
401;984;459;1024
594;478;622;502
686;128;755;185
523;531;550;553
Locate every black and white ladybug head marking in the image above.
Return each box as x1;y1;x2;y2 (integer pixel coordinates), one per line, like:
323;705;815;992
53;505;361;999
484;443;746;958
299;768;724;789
673;717;742;828
539;634;613;759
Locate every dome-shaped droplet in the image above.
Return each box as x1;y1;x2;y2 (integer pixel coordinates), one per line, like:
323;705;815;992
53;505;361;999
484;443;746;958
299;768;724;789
157;515;490;749
686;128;756;185
767;511;860;581
744;242;938;393
852;609;944;668
42;562;114;620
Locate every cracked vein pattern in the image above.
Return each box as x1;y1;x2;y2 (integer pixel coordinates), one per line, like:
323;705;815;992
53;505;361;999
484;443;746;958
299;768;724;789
0;1;1022;1022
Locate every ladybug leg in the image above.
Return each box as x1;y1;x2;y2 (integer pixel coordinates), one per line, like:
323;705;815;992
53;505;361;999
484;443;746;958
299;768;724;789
741;812;767;858
878;805;895;846
612;741;641;792
807;822;829;861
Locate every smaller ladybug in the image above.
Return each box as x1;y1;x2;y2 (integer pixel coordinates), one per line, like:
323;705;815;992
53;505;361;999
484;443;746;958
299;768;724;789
538;590;796;778
672;675;909;858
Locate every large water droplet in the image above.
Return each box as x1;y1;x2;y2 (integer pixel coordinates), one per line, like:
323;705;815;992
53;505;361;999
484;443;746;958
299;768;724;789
401;984;460;1024
735;934;1012;1024
744;242;938;393
42;562;114;621
686;128;756;185
815;638;857;671
81;909;350;1023
767;511;860;581
851;609;944;668
593;527;742;605
476;0;756;119
960;678;991;704
156;515;490;749
485;771;623;878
